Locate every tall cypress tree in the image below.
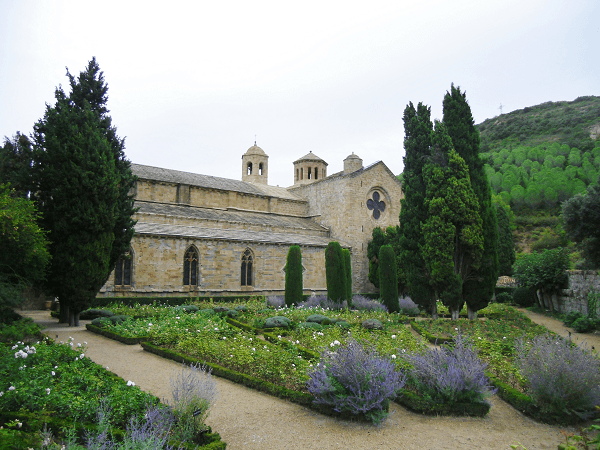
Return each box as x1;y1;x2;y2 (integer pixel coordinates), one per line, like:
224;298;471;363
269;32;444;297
379;244;399;313
285;245;303;306
342;248;353;306
66;58;137;275
443;84;498;318
421;121;483;320
325;241;346;302
398;102;437;317
32;59;130;326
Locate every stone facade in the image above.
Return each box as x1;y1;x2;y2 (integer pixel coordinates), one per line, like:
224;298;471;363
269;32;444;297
99;145;402;298
555;270;600;316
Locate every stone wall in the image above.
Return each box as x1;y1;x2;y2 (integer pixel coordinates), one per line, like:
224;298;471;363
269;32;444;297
556;270;600;316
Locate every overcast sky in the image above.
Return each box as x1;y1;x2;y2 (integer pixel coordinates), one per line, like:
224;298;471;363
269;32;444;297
1;1;598;187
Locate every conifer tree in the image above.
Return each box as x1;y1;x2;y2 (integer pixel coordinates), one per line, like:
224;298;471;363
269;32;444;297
443;84;498;318
285;245;303;306
325;241;346;302
398;102;437;316
421;121;483;320
494;197;516;275
379;244;399;313
32;58;132;326
343;248;353;306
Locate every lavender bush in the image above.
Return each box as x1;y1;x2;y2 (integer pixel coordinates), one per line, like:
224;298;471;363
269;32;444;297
351;295;387;312
298;295;346;310
402;333;495;405
397;296;420;316
307;338;405;424
515;334;600;419
266;295;285;309
170;363;219;443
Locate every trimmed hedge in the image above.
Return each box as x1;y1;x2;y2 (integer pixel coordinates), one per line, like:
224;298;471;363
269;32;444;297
396;390;491;417
410;320;454;345
85;323;148;345
91;295;264;308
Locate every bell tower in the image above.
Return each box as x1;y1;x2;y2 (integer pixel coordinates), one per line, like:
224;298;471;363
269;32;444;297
242;143;268;185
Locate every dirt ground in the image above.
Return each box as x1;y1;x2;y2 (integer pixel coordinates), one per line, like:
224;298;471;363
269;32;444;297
19;310;596;450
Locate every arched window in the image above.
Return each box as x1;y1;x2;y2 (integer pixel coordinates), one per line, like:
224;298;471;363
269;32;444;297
301;167;303;180
296;168;299;181
247;162;253;175
241;248;253;286
259;163;263;175
114;249;132;286
315;167;318;180
183;246;199;286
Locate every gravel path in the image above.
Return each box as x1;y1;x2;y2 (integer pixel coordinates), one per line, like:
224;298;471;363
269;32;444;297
20;310;578;450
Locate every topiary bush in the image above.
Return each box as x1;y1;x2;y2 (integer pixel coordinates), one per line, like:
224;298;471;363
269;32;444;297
572;317;595;333
264;316;291;329
513;286;535;307
343;248;353;306
379;245;399;313
362;319;383;330
285;245;303;307
325;242;346;302
495;292;512;304
307;338;405;424
563;311;584;327
515;334;600;420
80;309;114;320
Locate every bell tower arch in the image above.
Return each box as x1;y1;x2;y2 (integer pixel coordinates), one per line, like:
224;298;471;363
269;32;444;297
242;143;268;185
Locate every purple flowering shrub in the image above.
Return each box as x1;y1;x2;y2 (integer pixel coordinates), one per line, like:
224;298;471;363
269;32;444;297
298;295;346;310
397;296;420;315
515;334;600;419
351;295;388;312
402;333;495;405
307;338;405;424
266;295;285;309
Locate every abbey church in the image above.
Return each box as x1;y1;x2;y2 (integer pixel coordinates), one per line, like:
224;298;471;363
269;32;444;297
98;145;403;298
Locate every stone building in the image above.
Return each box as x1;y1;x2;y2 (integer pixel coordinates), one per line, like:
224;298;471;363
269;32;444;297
99;145;403;298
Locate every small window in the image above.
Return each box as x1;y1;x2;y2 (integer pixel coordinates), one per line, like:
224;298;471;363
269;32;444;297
296;168;299;181
183;247;199;286
241;249;253;286
114;251;132;286
308;167;312;179
315;167;318;180
247;162;253;175
259;163;263;175
301;168;303;180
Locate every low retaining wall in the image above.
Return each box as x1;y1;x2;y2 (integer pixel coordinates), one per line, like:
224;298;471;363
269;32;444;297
556;270;600;315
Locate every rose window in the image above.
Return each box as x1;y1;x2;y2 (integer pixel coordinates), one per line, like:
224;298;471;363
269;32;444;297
367;191;385;219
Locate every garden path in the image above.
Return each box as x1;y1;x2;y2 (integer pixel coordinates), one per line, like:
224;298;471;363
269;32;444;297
21;310;572;450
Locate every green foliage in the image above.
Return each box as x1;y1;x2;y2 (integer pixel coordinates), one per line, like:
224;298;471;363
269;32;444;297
342;248;352;305
421;120;483;318
284;245;303;307
31;58;135;324
0;185;50;309
398;102;436;314
378;245;399;313
443;84;499;314
562;179;600;268
494;196;516;275
325;242;346;302
0;133;33;197
495;292;512;303
512;287;535;307
513;248;570;292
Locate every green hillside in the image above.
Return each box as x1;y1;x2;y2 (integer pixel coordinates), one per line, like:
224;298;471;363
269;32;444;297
477;95;600;153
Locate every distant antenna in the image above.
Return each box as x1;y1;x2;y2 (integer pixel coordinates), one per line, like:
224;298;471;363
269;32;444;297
499;103;504;115
254;134;257;146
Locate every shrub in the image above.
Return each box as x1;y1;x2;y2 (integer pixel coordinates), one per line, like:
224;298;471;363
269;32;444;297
398;296;420;315
572;317;595;333
495;292;512;303
513;287;535;307
307;338;405;424
379;245;399;313
402;333;496;406
298;295;346;310
265;295;285;309
80;309;114;320
169;363;218;443
515;334;600;419
563;310;584;327
285;245;303;307
325;242;346;302
343;248;353;306
351;295;387;312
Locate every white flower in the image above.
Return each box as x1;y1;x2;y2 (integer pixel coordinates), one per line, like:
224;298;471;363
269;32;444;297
106;366;109;370
223;337;226;340
46;388;51;395
11;344;18;350
391;354;397;359
9;386;15;391
455;328;458;331
148;323;152;327
249;338;252;342
503;337;506;340
51;371;55;376
214;327;219;331
333;340;340;346
176;316;180;320
127;380;136;386
84;341;87;345
17;422;22;428
0;392;3;397
54;366;58;369
330;343;334;347
391;335;397;339
80;354;85;359
252;347;256;352
69;336;74;341
77;343;82;347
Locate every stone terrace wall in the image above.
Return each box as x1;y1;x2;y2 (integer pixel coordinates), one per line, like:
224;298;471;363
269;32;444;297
557;270;600;316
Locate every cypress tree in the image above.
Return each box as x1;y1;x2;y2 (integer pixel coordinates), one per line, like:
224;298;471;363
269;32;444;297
379;244;399;313
343;248;353;306
421;121;483;320
494;198;516;275
443;84;499;319
398;102;437;317
285;245;303;306
325;241;346;302
32;59;129;326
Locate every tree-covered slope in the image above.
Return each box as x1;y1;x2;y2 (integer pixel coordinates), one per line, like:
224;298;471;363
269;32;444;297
477;96;600;153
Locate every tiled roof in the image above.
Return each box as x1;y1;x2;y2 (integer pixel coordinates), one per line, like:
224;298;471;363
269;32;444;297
293;151;327;164
132;164;302;200
135;201;326;231
135;222;346;247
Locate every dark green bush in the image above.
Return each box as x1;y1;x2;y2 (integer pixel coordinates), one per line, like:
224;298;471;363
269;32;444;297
343;248;353;305
495;292;512;303
264;316;291;329
80;309;114;320
513;287;535;307
285;245;303;307
91;317;112;327
563;311;584;327
109;315;129;325
572;317;595;333
379;245;399;313
325;242;346;302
